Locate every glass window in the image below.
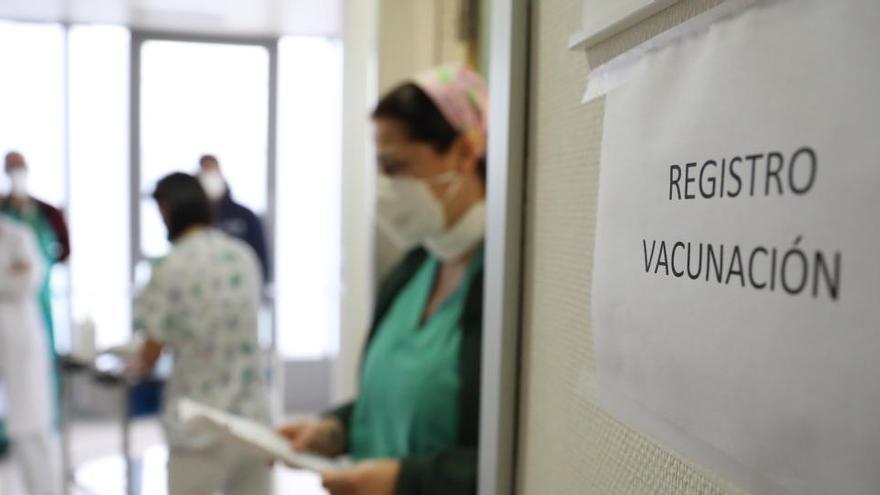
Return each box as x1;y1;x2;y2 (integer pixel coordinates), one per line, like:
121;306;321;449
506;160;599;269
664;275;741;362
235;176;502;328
276;36;344;359
0;21;66;204
0;21;69;353
68;25;131;349
139;40;270;259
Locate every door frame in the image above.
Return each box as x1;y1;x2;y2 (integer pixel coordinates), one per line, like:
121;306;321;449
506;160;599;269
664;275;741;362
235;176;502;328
128;30;279;281
128;30;279;348
479;0;530;494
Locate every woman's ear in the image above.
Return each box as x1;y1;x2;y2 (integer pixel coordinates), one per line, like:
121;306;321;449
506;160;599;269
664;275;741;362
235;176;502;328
452;134;480;175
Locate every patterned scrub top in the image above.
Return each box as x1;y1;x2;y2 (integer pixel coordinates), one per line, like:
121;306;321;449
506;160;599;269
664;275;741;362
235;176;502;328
134;228;269;450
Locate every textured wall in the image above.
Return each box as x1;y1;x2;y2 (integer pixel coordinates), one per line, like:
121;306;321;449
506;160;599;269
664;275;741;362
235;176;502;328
378;0;436;94
517;0;745;493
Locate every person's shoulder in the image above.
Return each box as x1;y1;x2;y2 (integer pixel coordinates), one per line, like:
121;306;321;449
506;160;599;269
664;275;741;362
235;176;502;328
164;231;211;264
216;230;260;265
154;246;186;274
31;197;62;216
222;195;252;214
215;228;248;250
222;235;262;286
226;198;261;223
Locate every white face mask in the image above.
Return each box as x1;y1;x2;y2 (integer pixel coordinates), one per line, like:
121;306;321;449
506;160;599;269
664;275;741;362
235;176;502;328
376;172;485;261
376;174;445;250
424;200;486;261
8;169;28;198
199;171;226;201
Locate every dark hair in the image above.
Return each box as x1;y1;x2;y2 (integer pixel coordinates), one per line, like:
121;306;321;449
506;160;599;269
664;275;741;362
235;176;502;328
152;172;213;241
199;154;219;167
372;83;486;182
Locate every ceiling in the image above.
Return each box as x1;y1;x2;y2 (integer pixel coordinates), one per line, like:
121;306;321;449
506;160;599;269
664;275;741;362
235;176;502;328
0;0;342;38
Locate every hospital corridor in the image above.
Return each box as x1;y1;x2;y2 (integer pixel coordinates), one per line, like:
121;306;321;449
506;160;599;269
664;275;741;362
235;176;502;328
1;1;880;495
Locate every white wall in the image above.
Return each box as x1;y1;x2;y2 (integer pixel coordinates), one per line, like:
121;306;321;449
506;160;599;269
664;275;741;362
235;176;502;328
334;0;379;403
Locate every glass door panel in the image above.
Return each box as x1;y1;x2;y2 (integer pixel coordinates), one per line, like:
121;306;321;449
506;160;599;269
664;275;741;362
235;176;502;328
139;39;270;259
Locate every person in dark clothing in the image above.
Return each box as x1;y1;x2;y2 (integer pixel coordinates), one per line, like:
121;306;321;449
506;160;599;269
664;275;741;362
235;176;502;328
197;155;271;283
278;64;489;495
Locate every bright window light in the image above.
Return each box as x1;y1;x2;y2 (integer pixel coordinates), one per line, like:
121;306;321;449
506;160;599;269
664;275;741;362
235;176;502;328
0;21;66;205
139;40;270;259
68;25;131;349
276;36;343;359
0;21;69;353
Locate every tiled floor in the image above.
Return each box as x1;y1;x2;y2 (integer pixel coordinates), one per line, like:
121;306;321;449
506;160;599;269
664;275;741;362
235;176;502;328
0;418;328;495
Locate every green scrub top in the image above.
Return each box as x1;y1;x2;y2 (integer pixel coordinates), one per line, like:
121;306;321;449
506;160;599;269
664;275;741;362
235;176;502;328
350;251;483;460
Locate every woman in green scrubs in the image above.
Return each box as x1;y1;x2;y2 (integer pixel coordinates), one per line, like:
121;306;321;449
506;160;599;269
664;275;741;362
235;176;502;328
280;64;489;495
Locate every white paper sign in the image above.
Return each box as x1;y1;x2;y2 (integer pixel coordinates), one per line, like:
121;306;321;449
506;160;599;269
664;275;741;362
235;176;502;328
592;1;880;494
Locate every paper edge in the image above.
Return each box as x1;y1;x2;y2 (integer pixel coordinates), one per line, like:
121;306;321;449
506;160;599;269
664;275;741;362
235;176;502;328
582;0;768;104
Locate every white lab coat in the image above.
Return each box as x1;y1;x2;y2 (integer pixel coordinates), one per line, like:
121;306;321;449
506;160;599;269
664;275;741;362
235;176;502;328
0;216;53;437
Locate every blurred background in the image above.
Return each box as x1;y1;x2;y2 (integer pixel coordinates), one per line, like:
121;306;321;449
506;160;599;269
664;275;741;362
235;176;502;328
0;0;489;493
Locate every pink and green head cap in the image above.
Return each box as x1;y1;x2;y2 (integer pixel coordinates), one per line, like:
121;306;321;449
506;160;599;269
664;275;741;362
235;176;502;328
413;64;489;156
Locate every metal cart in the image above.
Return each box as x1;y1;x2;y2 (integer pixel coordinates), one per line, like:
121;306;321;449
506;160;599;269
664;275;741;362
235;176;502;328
59;354;139;495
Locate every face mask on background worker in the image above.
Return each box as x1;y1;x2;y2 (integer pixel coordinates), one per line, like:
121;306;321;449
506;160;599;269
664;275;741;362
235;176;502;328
199;170;226;201
8;168;28;198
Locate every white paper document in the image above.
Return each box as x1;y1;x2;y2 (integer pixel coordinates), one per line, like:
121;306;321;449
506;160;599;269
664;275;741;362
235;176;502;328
580;0;762;103
592;1;880;494
178;398;349;473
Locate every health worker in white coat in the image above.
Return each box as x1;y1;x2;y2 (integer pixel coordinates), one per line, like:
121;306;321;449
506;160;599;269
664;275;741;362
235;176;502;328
0;215;59;495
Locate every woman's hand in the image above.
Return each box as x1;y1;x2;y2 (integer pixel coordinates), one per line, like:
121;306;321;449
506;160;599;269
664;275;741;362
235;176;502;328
278;417;346;457
321;460;400;495
128;339;163;378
